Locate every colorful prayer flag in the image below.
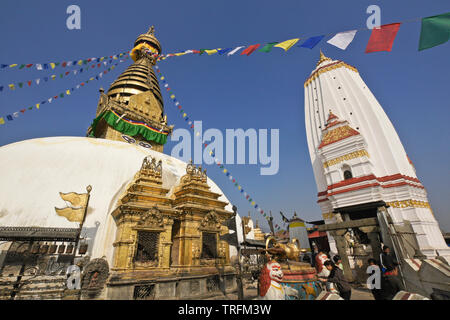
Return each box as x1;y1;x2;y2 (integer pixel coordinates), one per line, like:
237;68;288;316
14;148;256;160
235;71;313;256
259;42;278;53
0;117;4;125
418;12;450;51
50;63;56;69
274;38;300;51
205;49;218;55
300;35;325;49
365;23;401;53
217;48;232;55
36;64;43;70
327;30;357;50
227;46;245;56
241;44;260;56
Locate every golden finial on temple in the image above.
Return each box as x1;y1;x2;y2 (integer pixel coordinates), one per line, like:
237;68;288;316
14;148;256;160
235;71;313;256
317;49;332;67
147;26;155;35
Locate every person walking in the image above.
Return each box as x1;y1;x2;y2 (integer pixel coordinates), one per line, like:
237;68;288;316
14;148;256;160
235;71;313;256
380;264;404;300
380;246;397;273
323;260;352;300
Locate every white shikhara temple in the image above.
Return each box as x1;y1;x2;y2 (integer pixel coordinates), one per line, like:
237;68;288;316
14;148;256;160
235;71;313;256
304;51;450;262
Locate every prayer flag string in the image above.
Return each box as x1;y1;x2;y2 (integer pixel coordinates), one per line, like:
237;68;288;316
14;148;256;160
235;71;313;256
0;58;128;125
154;64;285;233
152;12;446;61
1;52;129;72
0;54;129;94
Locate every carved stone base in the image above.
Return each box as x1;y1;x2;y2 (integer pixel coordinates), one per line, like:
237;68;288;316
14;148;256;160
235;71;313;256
106;271;237;300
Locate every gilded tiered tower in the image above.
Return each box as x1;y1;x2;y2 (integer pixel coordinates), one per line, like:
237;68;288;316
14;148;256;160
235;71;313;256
87;26;172;152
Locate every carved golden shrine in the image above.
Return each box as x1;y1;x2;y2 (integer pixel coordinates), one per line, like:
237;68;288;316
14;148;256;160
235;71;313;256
110;157;234;284
171;161;234;272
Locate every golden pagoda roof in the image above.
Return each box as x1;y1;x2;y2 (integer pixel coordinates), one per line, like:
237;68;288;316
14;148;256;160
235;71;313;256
106;26;163;105
134;26;162;54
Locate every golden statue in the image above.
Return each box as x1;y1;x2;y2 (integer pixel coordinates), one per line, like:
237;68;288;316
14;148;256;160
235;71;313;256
265;236;305;262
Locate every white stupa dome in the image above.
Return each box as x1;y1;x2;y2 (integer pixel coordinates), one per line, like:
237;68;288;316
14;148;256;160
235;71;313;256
0;136;233;265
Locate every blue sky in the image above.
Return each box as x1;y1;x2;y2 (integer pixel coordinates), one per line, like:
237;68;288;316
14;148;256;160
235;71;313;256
0;1;449;232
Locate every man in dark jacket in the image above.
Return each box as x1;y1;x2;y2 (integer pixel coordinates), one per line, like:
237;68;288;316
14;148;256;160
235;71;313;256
380;265;404;300
323;260;352;300
380;246;397;273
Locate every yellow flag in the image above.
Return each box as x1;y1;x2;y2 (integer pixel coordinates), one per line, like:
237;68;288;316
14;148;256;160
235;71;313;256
51;75;56;80
36;103;40;109
50;63;56;69
274;38;300;51
55;207;85;223
77;60;83;65
174;52;186;56
100;57;105;61
0;117;4;125
8;84;15;90
66;90;71;95
205;49;218;55
9;64;17;68
59;191;88;207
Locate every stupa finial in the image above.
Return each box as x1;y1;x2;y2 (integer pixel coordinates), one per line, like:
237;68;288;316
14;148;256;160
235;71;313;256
147;26;155;35
317;49;332;67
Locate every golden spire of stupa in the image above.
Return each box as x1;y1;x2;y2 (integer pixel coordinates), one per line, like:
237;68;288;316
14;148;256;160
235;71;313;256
89;26;171;153
106;26;163;105
317;49;332;67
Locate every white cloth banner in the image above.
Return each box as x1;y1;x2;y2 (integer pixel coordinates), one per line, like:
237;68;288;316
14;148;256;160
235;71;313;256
227;46;244;56
327;30;357;50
